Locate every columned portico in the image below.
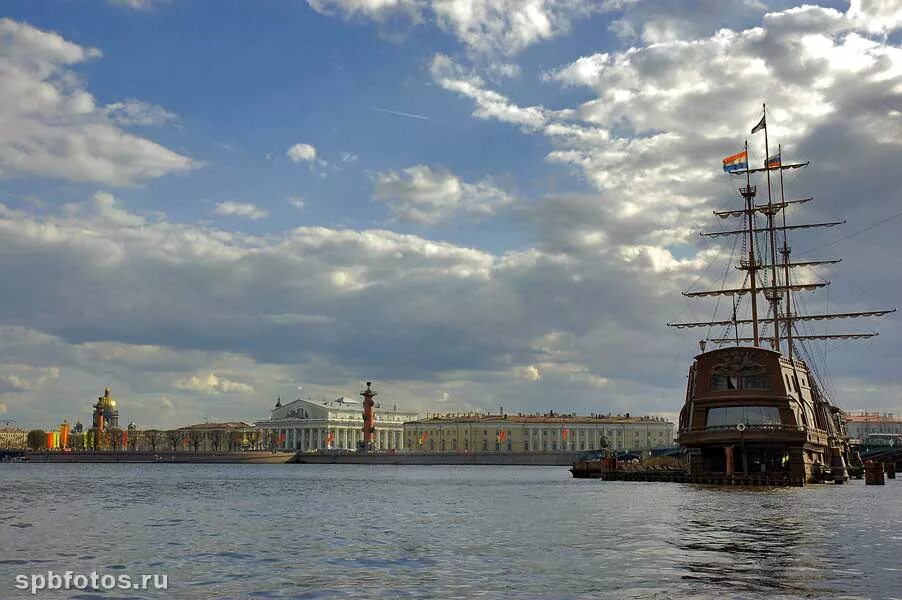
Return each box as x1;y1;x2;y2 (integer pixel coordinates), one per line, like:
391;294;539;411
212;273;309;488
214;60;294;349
256;395;418;453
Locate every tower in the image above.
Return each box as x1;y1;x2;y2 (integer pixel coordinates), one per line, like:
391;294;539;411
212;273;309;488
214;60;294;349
91;386;121;450
360;381;377;452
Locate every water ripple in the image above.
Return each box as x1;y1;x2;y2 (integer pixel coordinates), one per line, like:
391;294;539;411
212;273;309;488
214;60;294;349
0;464;900;599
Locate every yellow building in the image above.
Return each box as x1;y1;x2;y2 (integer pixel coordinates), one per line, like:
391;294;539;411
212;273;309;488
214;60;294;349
0;427;27;450
403;412;675;454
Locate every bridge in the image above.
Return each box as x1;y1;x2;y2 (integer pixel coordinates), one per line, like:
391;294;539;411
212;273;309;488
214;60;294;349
857;445;902;464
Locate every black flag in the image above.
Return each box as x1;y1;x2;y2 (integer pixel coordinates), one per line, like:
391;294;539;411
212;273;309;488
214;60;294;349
751;114;766;134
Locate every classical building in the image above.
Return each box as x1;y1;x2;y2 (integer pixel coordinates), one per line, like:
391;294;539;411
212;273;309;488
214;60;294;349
256;392;418;451
175;422;260;451
403;412;675;454
845;411;902;442
0;427;27;450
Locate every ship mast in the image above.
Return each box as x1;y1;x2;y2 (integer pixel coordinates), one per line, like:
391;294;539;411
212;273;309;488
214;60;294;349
668;106;894;353
777;143;793;357
761;104;781;351
742;139;760;347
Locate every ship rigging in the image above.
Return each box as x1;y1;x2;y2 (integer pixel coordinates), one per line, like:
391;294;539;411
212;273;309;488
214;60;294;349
668;104;895;485
668;104;894;367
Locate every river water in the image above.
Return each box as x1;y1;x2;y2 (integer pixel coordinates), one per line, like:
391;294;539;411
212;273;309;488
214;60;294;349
1;464;900;599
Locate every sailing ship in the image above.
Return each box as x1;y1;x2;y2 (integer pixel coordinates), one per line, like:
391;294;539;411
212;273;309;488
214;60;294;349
668;105;895;486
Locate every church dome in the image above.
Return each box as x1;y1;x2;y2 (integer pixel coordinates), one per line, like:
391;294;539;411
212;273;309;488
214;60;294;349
98;386;117;407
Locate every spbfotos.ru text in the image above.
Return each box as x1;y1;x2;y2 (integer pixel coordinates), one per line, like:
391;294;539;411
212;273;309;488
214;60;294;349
15;571;168;595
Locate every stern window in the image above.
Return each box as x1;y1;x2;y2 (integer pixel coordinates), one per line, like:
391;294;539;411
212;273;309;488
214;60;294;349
711;373;769;391
706;406;781;427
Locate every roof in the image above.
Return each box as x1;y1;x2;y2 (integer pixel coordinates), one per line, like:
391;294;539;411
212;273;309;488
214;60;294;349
177;421;254;430
846;413;901;424
406;413;671;425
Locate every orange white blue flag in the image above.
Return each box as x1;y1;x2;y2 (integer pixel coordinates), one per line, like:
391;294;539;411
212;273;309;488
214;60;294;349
722;150;748;173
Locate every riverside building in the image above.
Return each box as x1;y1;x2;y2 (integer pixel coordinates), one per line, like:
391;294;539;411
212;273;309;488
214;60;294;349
0;427;27;450
845;411;902;442
256;396;418;451
403;412;674;454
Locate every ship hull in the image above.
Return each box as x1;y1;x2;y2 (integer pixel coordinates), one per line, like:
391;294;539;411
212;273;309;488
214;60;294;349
677;346;848;485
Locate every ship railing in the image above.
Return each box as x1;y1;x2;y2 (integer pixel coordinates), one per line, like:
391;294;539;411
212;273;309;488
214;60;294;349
684;424;806;433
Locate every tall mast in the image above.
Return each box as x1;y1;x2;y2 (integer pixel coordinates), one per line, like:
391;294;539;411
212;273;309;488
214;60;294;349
669;108;895;351
778;143;794;358
742;139;760;347
761;104;781;350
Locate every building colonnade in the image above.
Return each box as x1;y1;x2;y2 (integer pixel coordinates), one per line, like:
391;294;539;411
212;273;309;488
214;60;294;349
273;424;402;451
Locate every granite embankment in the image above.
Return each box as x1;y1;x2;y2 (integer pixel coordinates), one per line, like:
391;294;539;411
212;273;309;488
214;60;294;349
25;451;296;464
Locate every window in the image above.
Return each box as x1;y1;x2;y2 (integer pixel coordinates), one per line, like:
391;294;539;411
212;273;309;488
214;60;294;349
706;406;782;427
711;373;769;390
482;441;488;451
524;441;529;451
506;441;512;451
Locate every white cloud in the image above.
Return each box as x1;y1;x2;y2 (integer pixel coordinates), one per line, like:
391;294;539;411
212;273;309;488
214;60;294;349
341;152;358;163
213;201;268;220
308;0;425;22
287;196;306;209
0;182;896;429
175;372;255;394
93;191;147;227
0;365;60;392
848;0;902;34
431;0;597;56
0;18;197;186
287;143;318;163
307;0;598;55
430;54;548;130
101;99;177;126
107;0;167;9
431;3;902;252
373;164;514;224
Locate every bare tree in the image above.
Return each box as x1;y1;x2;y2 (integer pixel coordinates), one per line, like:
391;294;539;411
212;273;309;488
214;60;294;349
165;430;181;451
229;430;243;451
127;431;139;451
245;430;262;450
209;429;225;452
188;430;205;452
144;429;162;452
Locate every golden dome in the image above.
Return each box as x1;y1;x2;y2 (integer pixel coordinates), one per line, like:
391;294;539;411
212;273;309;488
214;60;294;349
98;386;116;407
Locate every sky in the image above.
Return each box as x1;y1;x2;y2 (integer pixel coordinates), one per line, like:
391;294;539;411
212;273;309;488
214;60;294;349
0;0;900;430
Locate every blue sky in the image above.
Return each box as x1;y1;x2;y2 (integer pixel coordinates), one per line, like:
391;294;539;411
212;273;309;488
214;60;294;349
3;0;594;248
1;0;900;429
